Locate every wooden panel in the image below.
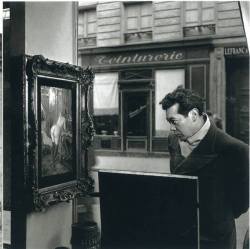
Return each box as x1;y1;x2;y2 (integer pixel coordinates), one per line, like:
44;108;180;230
154;1;181;11
127;138;147;152
217;10;241;19
98;17;120;26
152;138;168;152
97;39;120;47
98;31;121;39
154;9;180;18
218;1;239;11
97;23;120;33
218;18;242;27
217;26;244;35
154;32;181;40
97;2;120;11
155;17;180;26
97;9;120;18
154;24;180;33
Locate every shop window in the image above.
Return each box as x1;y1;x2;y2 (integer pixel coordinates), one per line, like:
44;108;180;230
123;91;149;152
78;8;97;47
154;69;185;152
183;2;216;37
124;2;153;43
187;64;208;110
93;73;121;150
3;7;10;20
119;69;153;152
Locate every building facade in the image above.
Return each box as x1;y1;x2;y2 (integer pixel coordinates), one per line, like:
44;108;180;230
78;2;249;246
78;1;249;157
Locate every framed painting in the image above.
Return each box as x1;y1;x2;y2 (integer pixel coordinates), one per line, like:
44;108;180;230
25;55;95;211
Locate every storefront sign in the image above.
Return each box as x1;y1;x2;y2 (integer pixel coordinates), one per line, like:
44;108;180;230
224;47;249;56
95;50;184;65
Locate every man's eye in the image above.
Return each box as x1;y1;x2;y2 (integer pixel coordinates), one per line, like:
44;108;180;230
169;120;178;125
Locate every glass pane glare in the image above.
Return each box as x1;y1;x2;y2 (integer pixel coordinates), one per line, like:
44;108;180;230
202;9;215;22
141;16;152;29
185;1;199;10
185;10;199;23
127;17;138;31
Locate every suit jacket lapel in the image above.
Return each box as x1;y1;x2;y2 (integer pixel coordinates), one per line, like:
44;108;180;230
172;123;219;175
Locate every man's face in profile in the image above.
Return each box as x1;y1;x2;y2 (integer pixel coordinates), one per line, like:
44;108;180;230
166;103;196;141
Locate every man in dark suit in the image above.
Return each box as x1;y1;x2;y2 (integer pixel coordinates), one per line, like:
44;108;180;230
160;87;249;249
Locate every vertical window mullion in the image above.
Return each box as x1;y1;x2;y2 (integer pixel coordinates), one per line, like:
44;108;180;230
84;12;87;37
199;2;202;25
138;5;141;31
149;89;153;152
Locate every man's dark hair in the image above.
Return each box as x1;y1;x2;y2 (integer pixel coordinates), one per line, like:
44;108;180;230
160;86;205;116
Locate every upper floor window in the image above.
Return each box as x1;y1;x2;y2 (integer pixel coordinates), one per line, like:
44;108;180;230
183;1;216;37
124;2;153;43
78;8;97;47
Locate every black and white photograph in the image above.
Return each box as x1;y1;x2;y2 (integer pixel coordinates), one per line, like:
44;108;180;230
1;1;249;249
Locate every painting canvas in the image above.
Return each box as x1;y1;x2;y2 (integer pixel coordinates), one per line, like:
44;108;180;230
40;85;73;177
37;78;76;188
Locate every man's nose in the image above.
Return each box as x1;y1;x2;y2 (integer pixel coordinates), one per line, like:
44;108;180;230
170;123;176;131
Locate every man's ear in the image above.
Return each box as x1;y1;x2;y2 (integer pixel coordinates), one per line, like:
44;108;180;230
188;108;199;121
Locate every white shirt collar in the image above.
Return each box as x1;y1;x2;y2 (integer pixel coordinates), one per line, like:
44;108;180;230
187;114;210;145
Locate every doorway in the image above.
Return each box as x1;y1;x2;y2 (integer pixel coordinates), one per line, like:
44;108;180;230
226;58;249;144
123;91;149;151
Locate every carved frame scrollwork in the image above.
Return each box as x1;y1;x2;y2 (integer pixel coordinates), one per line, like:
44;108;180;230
25;55;95;211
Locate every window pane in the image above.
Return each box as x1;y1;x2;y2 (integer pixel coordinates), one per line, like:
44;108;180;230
202;2;215;8
125;3;152;32
126;5;139;17
127;17;138;31
93;115;119;136
155;69;185;137
93;73;119;136
87;22;96;35
202;9;215;22
141;3;152;15
87;10;96;22
141;16;152;29
126;92;147;136
185;10;199;23
190;65;206;99
87;10;96;36
185;1;199;10
78;12;85;36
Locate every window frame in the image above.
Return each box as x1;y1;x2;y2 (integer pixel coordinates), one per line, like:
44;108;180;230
78;7;97;47
123;1;153;44
183;1;216;27
78;8;97;38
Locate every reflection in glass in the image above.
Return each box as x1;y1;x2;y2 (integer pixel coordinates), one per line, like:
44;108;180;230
126;92;147;136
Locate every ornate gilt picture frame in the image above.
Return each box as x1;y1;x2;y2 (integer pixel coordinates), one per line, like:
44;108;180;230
25;55;95;211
